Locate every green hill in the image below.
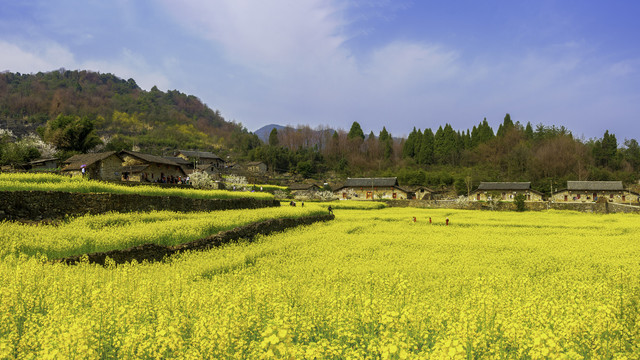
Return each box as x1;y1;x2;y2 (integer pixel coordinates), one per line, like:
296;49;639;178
0;69;260;155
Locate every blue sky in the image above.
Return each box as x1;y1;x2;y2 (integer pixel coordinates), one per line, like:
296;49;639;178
1;0;639;141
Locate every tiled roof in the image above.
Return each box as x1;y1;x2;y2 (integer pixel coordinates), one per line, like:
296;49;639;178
176;150;222;160
62;151;118;171
289;183;321;191
119;150;180;166
567;181;623;191
343;177;399;187
164;156;191;165
477;182;531;191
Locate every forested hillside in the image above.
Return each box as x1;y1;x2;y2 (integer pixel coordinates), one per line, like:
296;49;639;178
0;70;260;156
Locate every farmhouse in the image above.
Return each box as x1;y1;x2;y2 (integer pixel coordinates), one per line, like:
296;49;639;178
175;150;225;169
333;177;409;200
26;158;59;171
551;181;640;203
62;151;123;181
407;185;436;200
289;183;322;195
246;161;268;173
470;182;544;202
119;150;186;182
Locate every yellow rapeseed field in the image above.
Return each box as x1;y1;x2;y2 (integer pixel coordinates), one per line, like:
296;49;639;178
0;206;324;259
1;207;639;359
0;173;274;200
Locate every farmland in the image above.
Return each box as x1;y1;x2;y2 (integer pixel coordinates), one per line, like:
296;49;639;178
0;173;274;200
1;206;640;358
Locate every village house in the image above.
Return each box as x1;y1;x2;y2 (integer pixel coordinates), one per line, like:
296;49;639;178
119;150;186;183
62;151;123;180
407;185;436;200
551;181;640;204
246;161;268;173
288;183;323;195
175;150;225;169
333;177;409;200
25;158;59;171
470;182;544;202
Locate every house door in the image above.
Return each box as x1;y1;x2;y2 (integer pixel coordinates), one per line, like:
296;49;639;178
393;193;397;199
622;195;626;202
593;193;597;201
342;192;347;199
564;195;568;201
477;194;481;201
366;191;373;199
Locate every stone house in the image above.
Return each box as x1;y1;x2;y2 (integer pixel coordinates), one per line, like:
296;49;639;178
407;186;436;200
333;177;409;200
119;150;186;182
470;182;544;202
175;150;225;169
62;152;123;181
551;181;640;203
246;161;268;173
26;158;59;171
289;183;322;195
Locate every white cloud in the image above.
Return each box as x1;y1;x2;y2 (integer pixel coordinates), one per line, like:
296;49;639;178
0;40;170;90
158;0;348;72
0;41;75;73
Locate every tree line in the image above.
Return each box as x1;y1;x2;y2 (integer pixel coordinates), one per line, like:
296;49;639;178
247;114;639;194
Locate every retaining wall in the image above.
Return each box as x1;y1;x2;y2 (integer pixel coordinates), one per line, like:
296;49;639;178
0;191;279;221
382;199;640;214
58;214;335;265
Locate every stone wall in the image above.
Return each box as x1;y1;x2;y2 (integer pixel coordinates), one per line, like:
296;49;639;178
381;199;640;214
0;191;279;221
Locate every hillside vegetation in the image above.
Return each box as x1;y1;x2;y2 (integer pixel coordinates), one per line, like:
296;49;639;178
0;70;260;155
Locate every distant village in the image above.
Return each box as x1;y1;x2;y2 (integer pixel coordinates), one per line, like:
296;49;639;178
14;149;640;205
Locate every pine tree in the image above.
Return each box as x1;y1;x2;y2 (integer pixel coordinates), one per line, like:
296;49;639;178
347;121;365;140
402;127;418;158
497;113;514;137
525;122;534;140
417;128;434;165
268;128;279;147
379;127;393;159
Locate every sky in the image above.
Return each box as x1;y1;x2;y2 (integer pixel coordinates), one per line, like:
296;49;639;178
1;0;639;141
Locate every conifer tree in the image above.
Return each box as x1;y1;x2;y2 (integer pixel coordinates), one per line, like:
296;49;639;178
347;121;365;140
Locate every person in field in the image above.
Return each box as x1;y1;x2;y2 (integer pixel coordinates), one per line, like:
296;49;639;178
429;217;432;224
446;217;449;226
328;205;333;215
412;216;416;223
